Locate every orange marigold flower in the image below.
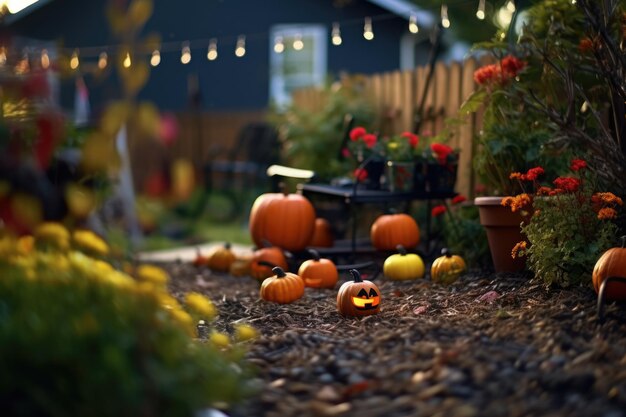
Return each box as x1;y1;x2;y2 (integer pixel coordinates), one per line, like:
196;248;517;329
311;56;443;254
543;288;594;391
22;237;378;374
511;240;527;259
536;186;552;196
594;192;623;206
578;38;594;53
501;196;514;207
597;207;618;220
509;172;523;180
549;188;564;196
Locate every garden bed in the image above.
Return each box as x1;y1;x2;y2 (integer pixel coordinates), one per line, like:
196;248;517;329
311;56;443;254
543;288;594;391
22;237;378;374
164;262;626;417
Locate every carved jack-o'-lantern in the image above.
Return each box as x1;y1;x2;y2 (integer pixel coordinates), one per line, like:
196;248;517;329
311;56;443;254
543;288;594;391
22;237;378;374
336;269;381;317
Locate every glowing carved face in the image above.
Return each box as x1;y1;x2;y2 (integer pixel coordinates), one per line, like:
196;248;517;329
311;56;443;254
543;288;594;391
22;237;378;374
352;288;380;310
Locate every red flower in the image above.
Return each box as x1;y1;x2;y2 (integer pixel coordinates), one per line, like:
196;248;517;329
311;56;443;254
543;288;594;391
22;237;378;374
354;168;368;182
473;64;500;85
430;143;453;165
431;205;447;217
362;133;378;148
570;158;587;171
400;132;419;148
500;55;526;78
524;167;545;181
350;126;367;141
341;148;351;158
553;177;581;193
578;38;594;54
451;195;466;205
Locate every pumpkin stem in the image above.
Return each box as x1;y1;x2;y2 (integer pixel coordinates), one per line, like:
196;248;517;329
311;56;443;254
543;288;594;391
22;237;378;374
441;248;452;258
224;242;231;250
308;248;321;261
278;182;289;196
272;266;286;277
261;239;274;248
349;269;363;282
396;245;407;256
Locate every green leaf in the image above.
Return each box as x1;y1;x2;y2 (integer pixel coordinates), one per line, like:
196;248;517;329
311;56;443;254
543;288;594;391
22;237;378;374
459;89;487;115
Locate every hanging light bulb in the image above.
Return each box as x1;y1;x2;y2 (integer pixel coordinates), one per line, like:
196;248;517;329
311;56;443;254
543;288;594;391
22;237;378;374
123;51;131;68
207;38;218;60
363;17;374;40
506;0;516;12
41;48;50;69
235;35;246;57
98;52;108;69
409;14;419;34
331;22;342;46
70;49;79;70
181;42;191;64
0;47;6;66
476;0;486;20
441;5;450;28
273;35;284;53
150;49;161;66
293;34;304;51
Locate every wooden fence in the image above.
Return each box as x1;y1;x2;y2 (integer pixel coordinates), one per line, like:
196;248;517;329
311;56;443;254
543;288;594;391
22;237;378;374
292;58;485;199
129;59;486;199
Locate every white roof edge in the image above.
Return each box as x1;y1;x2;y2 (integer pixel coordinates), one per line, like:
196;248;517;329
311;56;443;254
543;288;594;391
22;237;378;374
365;0;435;27
4;0;53;25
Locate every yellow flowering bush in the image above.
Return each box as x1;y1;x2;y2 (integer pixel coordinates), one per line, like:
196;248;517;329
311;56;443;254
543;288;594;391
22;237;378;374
0;231;256;416
505;158;623;287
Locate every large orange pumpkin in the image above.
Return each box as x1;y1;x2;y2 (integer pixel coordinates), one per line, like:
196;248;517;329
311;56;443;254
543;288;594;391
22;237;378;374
297;249;338;289
370;213;420;251
336;269;381;317
260;267;305;304
249;190;316;251
592;237;626;301
250;246;289;281
309;218;334;248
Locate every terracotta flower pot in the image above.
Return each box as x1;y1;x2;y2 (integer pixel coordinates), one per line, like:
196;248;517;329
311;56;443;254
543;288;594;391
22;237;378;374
474;196;528;273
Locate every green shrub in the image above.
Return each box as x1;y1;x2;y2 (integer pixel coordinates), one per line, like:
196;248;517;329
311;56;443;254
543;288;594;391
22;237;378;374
0;232;252;417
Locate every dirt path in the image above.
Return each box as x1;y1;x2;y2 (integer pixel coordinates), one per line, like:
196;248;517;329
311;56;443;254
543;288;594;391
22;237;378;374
164;262;626;417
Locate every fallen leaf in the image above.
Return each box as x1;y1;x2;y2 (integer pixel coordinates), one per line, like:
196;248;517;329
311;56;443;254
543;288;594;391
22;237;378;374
413;305;429;315
477;290;499;303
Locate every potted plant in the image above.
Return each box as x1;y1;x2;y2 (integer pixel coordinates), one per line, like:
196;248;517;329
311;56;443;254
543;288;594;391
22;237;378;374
456;0;626;272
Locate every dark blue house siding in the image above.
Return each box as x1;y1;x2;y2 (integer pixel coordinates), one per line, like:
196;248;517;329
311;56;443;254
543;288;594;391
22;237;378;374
9;0;408;112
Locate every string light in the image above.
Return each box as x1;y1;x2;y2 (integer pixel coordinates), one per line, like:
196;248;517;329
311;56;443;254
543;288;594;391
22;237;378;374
180;42;191;64
235;35;246;57
331;22;342;46
70;49;79;70
41;48;50;69
207;38;218;60
273;35;284;53
506;0;516;12
150;49;161;66
98;51;107;69
363;17;374;40
476;0;486;20
441;4;450;28
409;14;419;34
292;34;304;51
0;47;6;66
122;51;131;68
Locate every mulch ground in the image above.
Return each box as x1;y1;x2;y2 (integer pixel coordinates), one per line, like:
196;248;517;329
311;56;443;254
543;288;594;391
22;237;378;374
162;261;626;417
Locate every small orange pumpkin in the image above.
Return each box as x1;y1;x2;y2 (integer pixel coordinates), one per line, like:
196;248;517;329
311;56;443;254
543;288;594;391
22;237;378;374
592;236;626;301
248;187;316;252
336;269;381;317
229;253;252;277
207;242;236;272
192;247;209;267
370;213;420;251
430;248;466;285
260;266;305;304
297;249;339;289
309;218;334;248
250;246;289;281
